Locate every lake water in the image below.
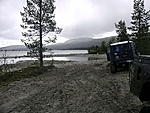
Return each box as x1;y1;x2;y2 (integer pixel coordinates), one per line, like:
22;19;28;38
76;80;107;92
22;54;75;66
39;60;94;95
0;50;88;57
0;50;88;65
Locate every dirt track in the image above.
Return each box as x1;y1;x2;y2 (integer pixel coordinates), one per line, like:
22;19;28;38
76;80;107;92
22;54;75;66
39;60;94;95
0;57;142;113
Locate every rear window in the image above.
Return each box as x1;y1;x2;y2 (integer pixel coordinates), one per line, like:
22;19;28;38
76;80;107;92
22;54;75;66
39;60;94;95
111;44;129;52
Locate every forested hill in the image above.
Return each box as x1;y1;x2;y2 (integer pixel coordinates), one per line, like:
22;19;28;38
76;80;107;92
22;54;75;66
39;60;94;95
0;36;116;50
0;45;28;51
47;36;116;50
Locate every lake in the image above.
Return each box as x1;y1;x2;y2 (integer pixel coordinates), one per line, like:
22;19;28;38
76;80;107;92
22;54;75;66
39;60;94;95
0;50;88;57
0;50;89;65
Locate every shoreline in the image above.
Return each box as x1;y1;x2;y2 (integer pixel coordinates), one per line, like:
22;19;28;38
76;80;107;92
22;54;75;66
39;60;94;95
0;53;107;63
0;54;107;73
0;53;89;59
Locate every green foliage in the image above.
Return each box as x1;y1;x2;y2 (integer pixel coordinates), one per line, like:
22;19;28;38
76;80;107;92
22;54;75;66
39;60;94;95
88;46;100;54
21;0;57;38
88;41;107;54
108;37;116;45
129;0;150;38
130;1;150;55
100;41;107;52
115;20;129;41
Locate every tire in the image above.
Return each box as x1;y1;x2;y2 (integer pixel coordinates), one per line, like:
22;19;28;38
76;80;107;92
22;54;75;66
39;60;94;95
110;63;116;73
139;83;150;102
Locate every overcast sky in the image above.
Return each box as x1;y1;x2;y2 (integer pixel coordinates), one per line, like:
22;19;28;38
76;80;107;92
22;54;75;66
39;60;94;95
0;0;150;47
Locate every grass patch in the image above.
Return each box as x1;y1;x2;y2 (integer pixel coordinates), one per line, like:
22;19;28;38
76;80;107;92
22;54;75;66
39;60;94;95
0;66;52;86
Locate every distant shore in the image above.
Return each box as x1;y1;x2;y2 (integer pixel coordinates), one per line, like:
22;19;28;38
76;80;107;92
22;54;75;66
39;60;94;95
0;53;89;59
0;50;88;59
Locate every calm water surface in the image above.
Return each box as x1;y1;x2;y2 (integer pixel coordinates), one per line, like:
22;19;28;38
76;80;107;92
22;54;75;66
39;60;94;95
0;50;88;57
0;50;89;64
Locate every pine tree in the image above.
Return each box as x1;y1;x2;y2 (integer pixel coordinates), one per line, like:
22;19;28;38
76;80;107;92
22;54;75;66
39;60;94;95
100;41;107;53
129;0;150;38
115;20;129;41
20;0;61;67
108;37;116;45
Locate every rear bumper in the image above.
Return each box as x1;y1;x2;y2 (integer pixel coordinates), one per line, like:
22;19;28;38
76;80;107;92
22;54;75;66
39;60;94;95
111;60;130;65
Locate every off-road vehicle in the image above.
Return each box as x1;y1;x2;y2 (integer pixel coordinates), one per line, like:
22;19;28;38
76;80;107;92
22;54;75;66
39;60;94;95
107;41;136;73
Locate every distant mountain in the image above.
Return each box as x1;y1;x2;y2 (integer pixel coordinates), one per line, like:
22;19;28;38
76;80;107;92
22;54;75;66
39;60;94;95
65;38;93;44
0;36;116;50
47;36;116;50
0;45;27;51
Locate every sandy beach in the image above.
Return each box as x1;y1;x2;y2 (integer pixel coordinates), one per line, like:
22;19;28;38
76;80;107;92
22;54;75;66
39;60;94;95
0;54;142;113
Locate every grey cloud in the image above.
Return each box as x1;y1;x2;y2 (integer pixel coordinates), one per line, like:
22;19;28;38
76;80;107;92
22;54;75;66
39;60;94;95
0;0;25;40
0;27;21;40
57;0;135;39
0;0;150;43
61;19;115;39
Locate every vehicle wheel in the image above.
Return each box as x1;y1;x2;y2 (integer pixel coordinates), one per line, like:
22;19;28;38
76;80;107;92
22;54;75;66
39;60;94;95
110;63;116;73
129;63;137;93
139;82;150;102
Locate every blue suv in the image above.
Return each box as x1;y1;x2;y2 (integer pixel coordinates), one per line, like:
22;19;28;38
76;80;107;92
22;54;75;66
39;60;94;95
107;41;136;73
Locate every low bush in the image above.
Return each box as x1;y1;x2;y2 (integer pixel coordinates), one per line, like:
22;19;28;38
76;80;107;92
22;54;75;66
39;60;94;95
0;65;52;86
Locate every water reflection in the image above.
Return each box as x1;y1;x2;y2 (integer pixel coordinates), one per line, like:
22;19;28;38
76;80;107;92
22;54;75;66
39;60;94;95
52;56;88;62
0;50;88;57
0;50;90;65
0;56;98;65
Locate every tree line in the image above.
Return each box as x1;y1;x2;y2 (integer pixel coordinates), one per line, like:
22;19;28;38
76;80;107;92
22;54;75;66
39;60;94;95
115;0;150;54
89;0;150;54
116;0;150;42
